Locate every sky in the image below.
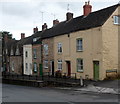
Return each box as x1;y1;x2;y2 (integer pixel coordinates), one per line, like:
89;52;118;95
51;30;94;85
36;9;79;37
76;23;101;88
0;0;119;40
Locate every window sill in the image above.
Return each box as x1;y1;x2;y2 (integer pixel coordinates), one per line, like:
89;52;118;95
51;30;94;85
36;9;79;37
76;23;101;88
114;23;120;25
77;70;84;73
44;67;48;69
77;50;83;52
58;52;62;55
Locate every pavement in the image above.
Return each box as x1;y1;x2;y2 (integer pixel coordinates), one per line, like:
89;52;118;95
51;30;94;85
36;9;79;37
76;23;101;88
56;79;120;95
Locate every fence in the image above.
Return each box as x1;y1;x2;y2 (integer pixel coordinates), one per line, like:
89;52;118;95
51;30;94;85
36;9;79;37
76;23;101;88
2;72;81;87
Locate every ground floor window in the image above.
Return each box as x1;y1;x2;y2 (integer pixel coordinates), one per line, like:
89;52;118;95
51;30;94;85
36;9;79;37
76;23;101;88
58;60;62;70
26;63;28;72
11;62;14;72
44;60;48;69
77;58;83;72
33;63;37;72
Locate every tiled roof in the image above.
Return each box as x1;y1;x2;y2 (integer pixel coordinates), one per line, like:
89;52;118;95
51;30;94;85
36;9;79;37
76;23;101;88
41;4;119;39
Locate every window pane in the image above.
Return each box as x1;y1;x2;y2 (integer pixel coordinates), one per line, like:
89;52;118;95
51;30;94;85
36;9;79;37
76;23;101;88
77;59;83;72
77;39;83;51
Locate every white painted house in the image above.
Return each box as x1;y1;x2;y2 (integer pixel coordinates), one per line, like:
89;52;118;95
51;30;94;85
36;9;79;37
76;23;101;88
23;45;32;75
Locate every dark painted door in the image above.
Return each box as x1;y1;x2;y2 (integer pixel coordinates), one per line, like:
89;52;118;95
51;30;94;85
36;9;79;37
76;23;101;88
67;61;71;76
93;61;99;80
51;61;54;76
39;64;43;76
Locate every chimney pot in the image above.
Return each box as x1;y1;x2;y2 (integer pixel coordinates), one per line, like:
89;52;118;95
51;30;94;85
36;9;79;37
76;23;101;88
66;12;73;21
53;19;59;26
33;27;38;33
42;23;47;31
21;33;25;39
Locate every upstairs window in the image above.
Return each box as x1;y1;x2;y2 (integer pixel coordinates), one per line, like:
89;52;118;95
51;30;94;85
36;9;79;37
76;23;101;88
76;38;83;51
44;44;48;55
33;49;37;59
58;43;62;53
113;16;120;25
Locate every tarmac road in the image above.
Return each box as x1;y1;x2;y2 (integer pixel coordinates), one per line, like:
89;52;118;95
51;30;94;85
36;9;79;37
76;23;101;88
2;84;119;103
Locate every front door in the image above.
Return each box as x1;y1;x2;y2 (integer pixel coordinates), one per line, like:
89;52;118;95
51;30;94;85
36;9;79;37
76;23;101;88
50;61;54;76
39;64;43;76
66;61;71;76
93;61;99;81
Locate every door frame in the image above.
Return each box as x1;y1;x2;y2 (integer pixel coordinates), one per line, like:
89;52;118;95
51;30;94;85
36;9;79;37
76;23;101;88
66;61;71;76
50;60;54;76
93;61;99;81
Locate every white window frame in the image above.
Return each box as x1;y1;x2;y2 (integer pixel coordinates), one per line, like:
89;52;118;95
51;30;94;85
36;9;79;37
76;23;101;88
44;44;48;55
44;60;48;69
33;49;37;59
26;63;28;72
11;62;14;71
77;58;83;72
58;43;62;53
25;51;28;57
58;60;62;70
16;47;20;55
76;38;83;51
11;49;14;55
33;63;37;72
113;16;120;25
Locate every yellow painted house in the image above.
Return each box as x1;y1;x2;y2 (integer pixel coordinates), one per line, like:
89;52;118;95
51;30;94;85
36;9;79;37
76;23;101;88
52;3;120;80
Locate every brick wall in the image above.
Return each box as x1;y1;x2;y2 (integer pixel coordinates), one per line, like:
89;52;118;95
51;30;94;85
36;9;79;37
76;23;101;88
10;56;22;74
32;44;41;75
42;38;54;73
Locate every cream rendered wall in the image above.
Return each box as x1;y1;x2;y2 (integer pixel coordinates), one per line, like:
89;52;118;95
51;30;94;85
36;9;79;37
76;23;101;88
23;45;32;75
102;7;119;77
54;27;103;79
118;6;120;75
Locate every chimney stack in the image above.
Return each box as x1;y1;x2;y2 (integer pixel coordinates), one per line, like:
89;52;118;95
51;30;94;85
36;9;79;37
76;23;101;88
53;19;59;26
4;34;8;42
66;12;73;21
42;23;47;31
83;1;92;16
33;27;38;33
21;33;25;39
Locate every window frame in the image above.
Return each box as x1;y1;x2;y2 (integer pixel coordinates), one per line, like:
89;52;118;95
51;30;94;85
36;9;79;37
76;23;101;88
113;15;120;25
33;49;37;59
25;51;28;58
57;60;62;70
76;38;83;52
77;58;83;72
44;60;48;69
33;62;37;72
26;63;28;72
58;43;62;53
43;44;48;55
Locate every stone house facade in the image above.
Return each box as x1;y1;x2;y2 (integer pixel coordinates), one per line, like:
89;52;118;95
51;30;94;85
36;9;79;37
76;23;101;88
42;38;54;75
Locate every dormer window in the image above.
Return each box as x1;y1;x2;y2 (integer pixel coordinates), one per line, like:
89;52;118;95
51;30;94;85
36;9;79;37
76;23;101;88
113;16;120;25
16;46;20;55
33;38;37;42
6;49;8;55
11;48;14;56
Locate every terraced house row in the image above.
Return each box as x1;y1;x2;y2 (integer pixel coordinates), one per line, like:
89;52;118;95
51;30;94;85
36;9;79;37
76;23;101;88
2;2;120;80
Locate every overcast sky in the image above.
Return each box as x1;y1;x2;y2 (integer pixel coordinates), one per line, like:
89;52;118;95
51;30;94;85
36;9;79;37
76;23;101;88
0;0;119;40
